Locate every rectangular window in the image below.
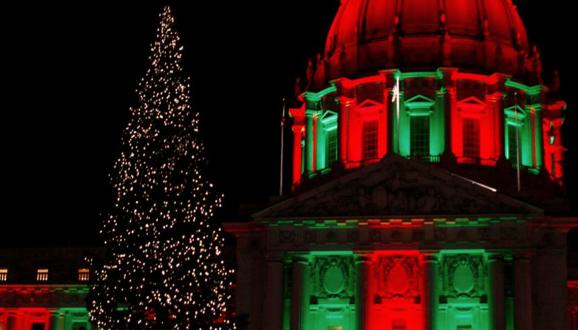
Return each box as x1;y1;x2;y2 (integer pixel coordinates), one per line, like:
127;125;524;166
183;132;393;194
326;128;338;166
0;269;7;282
362;120;378;160
462;118;480;159
32;323;46;330
507;124;519;165
78;268;90;282
36;269;48;282
410;115;430;158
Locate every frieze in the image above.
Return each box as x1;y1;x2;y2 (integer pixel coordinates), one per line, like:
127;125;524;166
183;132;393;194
0;285;89;308
269;219;531;249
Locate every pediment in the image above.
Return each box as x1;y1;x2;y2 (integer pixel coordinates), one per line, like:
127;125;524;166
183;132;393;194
458;96;485;107
357;99;382;109
254;156;542;220
404;94;435;105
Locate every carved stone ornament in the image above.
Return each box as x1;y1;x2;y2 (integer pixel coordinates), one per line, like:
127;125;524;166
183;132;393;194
374;255;421;301
310;256;355;300
442;254;486;299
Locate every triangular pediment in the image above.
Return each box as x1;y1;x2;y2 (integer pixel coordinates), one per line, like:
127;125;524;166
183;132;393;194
459;96;485;107
357;99;382;108
254;156;542;220
404;94;435;105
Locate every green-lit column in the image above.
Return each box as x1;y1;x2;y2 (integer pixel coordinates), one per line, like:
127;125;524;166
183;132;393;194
514;254;533;330
291;256;309;330
398;95;410;157
422;253;439;330
489;254;506;330
305;112;315;174
521;111;533;168
395;73;409;157
532;105;544;170
317;113;338;171
432;88;446;159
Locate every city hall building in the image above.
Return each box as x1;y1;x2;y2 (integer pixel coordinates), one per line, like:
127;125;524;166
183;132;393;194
1;1;577;330
225;0;578;329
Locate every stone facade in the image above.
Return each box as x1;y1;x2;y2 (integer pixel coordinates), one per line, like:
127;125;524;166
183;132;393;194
225;157;577;330
0;248;103;330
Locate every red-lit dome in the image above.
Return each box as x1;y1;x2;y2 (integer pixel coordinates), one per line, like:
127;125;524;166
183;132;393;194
318;0;537;85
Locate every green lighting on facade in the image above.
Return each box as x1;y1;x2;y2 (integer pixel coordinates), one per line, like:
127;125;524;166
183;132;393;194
284;251;358;330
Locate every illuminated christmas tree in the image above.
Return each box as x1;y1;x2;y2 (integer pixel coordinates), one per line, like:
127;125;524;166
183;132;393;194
88;6;235;329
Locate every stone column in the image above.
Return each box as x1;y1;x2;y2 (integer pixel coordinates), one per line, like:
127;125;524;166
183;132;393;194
11;310;24;330
445;86;456;161
356;255;372;330
489;254;505;330
235;235;253;316
291;256;308;330
422;253;439;330
6;311;17;330
262;256;284;330
305;113;314;174
533;247;568;330
50;309;64;330
488;90;505;161
291;125;304;186
514;254;532;330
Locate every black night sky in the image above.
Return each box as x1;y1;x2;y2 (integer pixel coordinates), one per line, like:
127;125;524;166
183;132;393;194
2;0;577;247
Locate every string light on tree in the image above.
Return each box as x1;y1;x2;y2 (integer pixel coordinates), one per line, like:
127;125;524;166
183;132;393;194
88;6;235;329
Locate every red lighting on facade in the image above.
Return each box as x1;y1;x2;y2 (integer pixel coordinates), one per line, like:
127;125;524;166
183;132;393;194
363;251;425;330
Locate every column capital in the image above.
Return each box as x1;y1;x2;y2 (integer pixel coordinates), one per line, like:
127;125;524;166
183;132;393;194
292;254;310;265
48;309;60;316
355;254;373;265
488;253;505;262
